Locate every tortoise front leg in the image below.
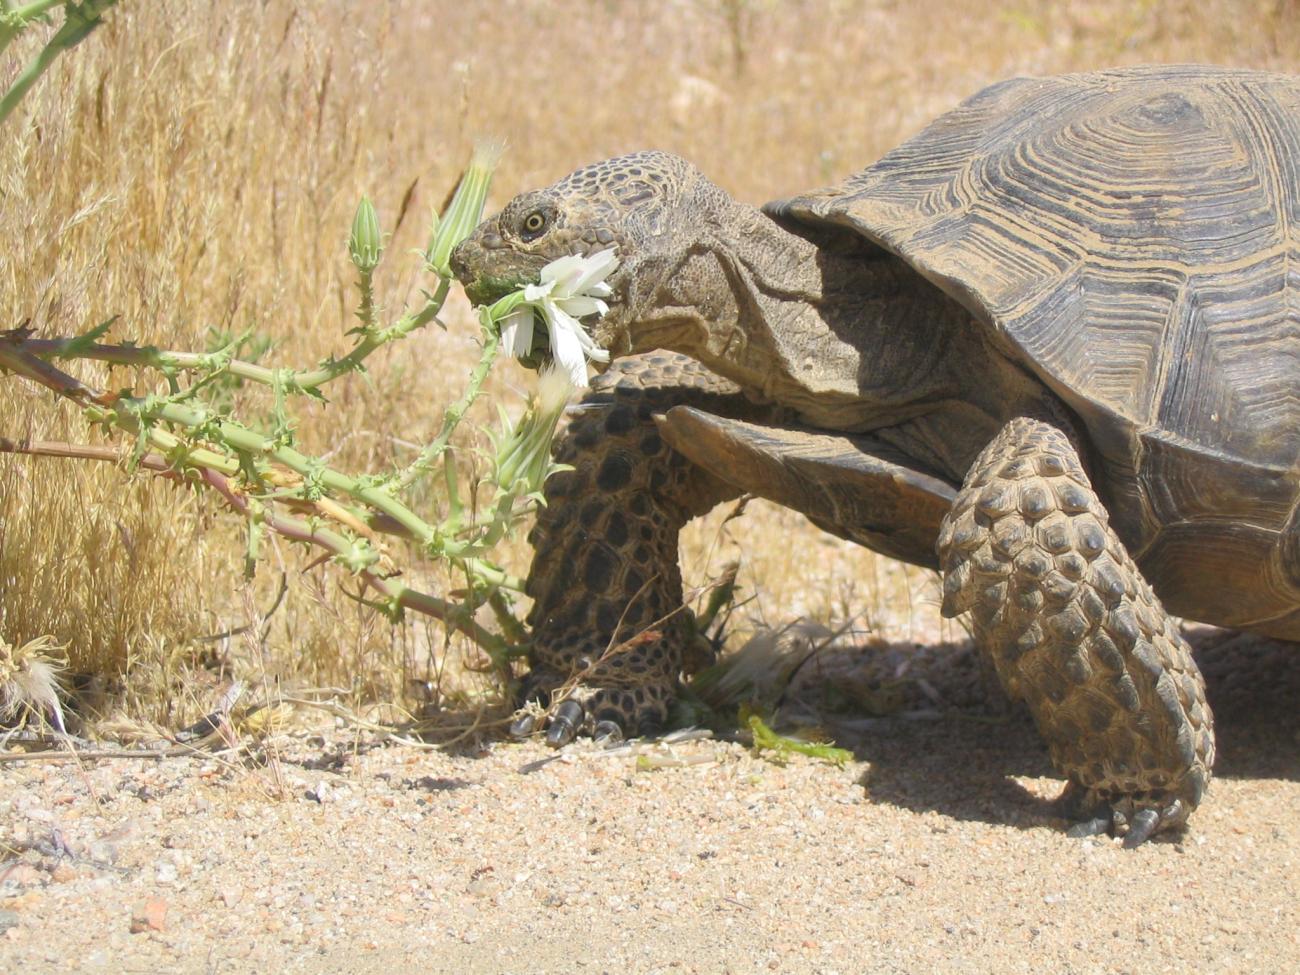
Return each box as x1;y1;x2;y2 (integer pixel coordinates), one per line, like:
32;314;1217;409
519;353;770;745
938;415;1215;846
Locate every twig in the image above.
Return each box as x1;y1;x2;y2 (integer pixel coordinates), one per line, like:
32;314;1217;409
0;434;508;656
0;741;235;763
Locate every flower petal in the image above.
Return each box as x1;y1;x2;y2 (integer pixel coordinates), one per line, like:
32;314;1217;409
555;295;607;318
544;306;590;387
522;280;554;302
500;306;535;359
569;248;619;294
538;253;585;290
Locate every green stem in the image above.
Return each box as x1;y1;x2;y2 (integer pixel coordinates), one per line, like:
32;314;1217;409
487;590;528;647
0;0;62;57
21;277;452;393
114;397;514;589
0;0;119;127
190;464;508;656
355;267;376;333
137;399;441;545
394;307;499;491
297;278;449;389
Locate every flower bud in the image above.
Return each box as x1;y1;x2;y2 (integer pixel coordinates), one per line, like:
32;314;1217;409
348;196;383;273
492;365;575;494
427;141;502;278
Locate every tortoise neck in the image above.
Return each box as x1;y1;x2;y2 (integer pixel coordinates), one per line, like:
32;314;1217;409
628;204;977;432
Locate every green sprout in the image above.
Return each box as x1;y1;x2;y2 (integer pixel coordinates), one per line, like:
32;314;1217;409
745;709;853;767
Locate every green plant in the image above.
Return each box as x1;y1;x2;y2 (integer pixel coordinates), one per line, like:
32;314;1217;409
0;0;120;125
0;143;584;672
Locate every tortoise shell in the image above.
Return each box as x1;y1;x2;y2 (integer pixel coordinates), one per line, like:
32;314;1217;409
768;65;1300;639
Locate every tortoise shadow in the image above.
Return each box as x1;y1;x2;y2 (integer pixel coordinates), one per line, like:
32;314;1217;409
791;628;1299;831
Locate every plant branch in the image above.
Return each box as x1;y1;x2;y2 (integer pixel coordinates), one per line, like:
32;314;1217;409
0;434;509;656
16;277;453;394
0;0;120;126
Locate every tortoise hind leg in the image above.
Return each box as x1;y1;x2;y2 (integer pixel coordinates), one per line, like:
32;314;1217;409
938;414;1214;846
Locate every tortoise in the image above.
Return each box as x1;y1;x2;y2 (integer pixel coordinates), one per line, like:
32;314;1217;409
451;65;1300;845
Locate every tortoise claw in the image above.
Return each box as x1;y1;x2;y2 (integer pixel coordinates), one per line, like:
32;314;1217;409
592;720;624;745
546;699;586;748
1066;815;1111;839
1059;781;1187;847
509;712;538;739
1122;808;1162;849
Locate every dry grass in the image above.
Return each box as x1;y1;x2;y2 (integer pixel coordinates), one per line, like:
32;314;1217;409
0;0;1295;727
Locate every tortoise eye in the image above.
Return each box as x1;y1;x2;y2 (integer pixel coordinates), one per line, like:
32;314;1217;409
521;211;548;239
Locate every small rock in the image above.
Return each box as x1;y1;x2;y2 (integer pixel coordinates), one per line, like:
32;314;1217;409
0;863;45;888
129;898;167;934
0;910;19;934
50;863;78;884
156;861;179;885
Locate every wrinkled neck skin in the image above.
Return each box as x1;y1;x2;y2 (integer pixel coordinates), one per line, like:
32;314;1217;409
609;203;1047;481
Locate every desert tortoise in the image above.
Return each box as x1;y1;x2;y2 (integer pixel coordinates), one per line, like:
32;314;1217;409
452;65;1300;844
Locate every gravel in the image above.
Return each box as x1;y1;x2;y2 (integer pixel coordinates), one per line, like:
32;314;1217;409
1;632;1296;974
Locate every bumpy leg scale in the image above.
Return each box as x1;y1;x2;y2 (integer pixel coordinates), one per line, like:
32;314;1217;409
521;353;763;740
937;415;1214;842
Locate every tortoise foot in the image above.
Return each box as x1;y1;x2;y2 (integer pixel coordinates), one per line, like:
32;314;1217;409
509;669;672;747
1058;780;1192;848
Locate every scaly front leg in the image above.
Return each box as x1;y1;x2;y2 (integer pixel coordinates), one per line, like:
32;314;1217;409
519;352;774;746
938;414;1214;846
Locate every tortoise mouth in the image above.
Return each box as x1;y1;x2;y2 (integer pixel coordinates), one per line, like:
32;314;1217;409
462;272;530;308
514;320;612;376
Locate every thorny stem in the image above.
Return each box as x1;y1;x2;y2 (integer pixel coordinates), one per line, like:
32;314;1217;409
0;337;522;584
0;437;509;657
18;277;453;393
487;589;528;648
0;436;414;541
394;306;499;491
191;467;505;654
4;308;522;588
0;0;120;126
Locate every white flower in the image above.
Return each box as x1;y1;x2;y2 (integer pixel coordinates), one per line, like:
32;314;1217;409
498;249;617;387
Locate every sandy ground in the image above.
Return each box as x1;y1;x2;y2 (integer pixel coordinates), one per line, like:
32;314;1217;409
1;630;1297;975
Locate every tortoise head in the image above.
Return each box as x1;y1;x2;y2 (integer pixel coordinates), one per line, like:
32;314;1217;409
450;150;733;359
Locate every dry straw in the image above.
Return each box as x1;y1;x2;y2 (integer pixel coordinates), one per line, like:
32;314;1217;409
1;0;1294;733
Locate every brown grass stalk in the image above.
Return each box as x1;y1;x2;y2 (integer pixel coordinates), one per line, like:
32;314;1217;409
0;0;1294;727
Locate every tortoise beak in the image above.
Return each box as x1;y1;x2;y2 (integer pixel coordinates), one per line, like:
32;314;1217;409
448;235;495;304
451;235;548;309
